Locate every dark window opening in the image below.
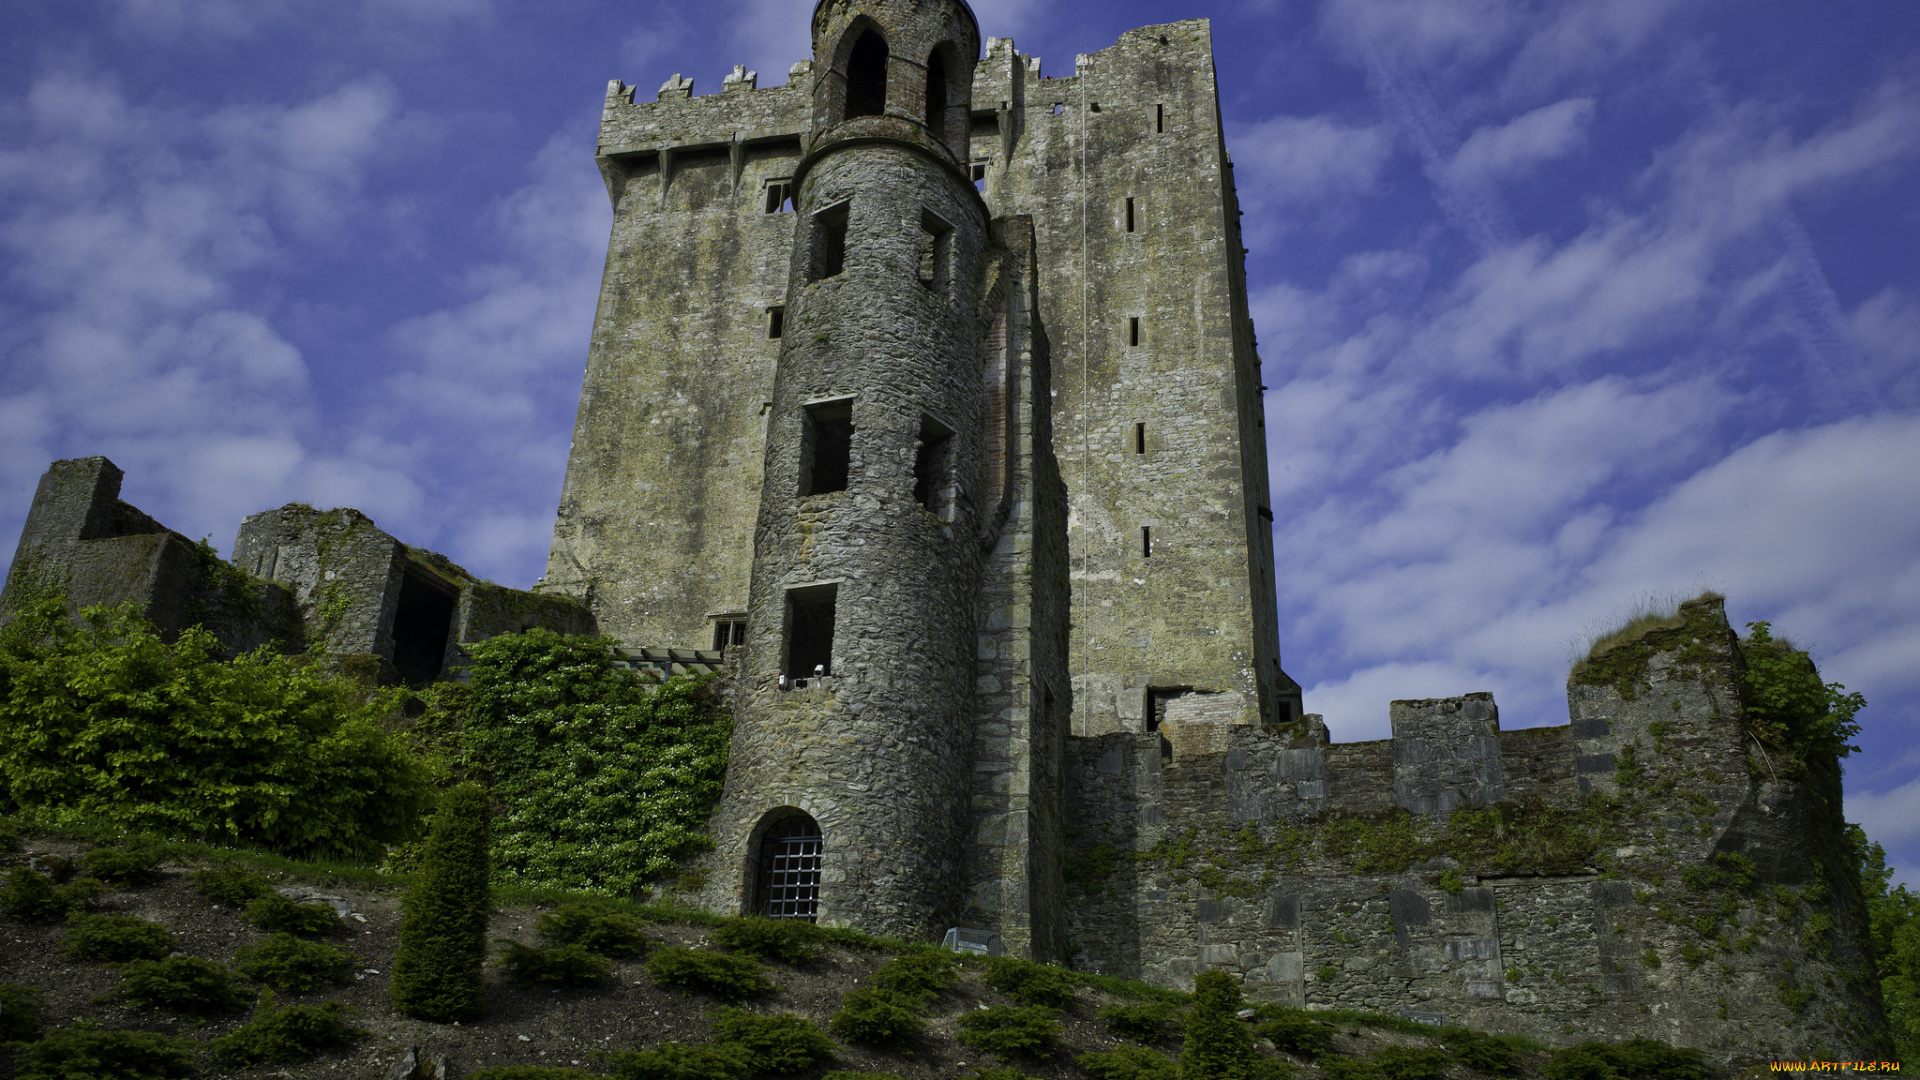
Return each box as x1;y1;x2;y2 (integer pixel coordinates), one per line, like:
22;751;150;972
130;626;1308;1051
1125;197;1136;233
810;201;850;281
391;568;457;686
845;30;888;119
925;48;947;131
1257;505;1274;523
971;161;988;193
913;414;956;518
712;618;747;649
785;584;836;680
1156;104;1165;133
1142;525;1152;558
756;814;822;921
800;399;854;495
1051;102;1063;116
1128;317;1141;347
764;180;794;213
1134;422;1146;454
918;210;952;290
1089;102;1101;112
767;306;785;339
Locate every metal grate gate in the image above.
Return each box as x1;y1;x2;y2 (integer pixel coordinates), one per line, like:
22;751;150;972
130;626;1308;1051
760;817;822;921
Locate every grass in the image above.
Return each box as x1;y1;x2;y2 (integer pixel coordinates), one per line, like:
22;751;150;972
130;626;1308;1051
1568;589;1722;674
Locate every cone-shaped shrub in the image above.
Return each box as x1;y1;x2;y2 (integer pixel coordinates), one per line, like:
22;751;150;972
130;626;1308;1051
1178;969;1256;1080
392;783;492;1021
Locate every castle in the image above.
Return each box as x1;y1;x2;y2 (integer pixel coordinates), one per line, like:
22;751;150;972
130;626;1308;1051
0;1;1888;1059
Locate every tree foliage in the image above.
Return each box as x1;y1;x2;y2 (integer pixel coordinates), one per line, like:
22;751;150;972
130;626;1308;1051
1852;826;1920;1062
0;598;436;859
1738;622;1864;763
425;629;732;893
392;783;492;1021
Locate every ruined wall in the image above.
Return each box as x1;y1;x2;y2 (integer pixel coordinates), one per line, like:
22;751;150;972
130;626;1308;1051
1062;598;1886;1060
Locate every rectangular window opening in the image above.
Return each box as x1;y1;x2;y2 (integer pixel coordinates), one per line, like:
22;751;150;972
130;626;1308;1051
767;305;785;339
800;398;854;496
784;584;837;680
918;209;953;291
1128;317;1141;347
712;617;747;649
971;161;988;194
1142;525;1152;558
913;414;956;519
764;180;794;214
1125;197;1136;233
810;201;850;281
1133;422;1146;455
1156;104;1165;133
1051;102;1064;116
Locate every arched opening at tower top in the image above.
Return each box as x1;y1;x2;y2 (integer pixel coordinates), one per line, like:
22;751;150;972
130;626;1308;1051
924;48;947;131
844;30;888;119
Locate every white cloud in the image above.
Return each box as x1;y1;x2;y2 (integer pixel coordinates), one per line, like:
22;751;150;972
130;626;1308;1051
1442;97;1594;190
1500;0;1687;98
1848;777;1920;855
1320;0;1518;69
1232;114;1394;235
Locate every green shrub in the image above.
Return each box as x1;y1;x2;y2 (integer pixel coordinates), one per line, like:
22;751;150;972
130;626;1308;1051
2;867;106;922
867;948;959;998
470;1069;600;1080
536;901;654;958
0;819;19;852
119;955;250;1015
646;947;777;1001
1375;1046;1454;1080
1080;1045;1179;1080
210;990;364;1067
1323;1059;1385;1080
600;1040;753;1080
1101;1001;1185;1043
982;955;1079;1008
428;630;733;893
711;916;822;965
827;987;926;1046
1177;969;1255;1080
1544;1040;1708;1080
708;1006;836;1073
190;866;274;907
1250;1005;1334;1058
59;914;174;962
81;842;167;886
0;981;45;1040
393;783;493;1021
10;1024;199;1080
820;1072;909;1080
497;941;613;986
1440;1027;1520;1075
0;598;435;859
232;933;357;992
243;892;343;936
963;1068;1038;1080
955;1004;1061;1058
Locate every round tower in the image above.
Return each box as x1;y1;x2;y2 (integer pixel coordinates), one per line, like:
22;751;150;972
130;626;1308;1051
705;0;989;939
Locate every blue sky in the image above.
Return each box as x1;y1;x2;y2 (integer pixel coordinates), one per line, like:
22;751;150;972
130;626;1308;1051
2;0;1917;884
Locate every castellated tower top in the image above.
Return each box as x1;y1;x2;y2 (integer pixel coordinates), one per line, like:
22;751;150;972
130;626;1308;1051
808;0;980;163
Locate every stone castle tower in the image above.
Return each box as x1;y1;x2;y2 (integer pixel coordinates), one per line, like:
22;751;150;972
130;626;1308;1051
541;1;1300;954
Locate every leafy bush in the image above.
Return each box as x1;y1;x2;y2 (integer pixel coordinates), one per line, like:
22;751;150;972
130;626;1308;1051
470;1069;599;1080
867;948;959;998
982;955;1079;1008
708;1007;836;1073
0;819;19;852
1440;1027;1520;1075
963;1068;1039;1080
711;916;822;965
0;599;435;859
190;865;274;907
82;842;167;886
232;933;357;992
2;867;105;922
210;991;364;1067
1323;1059;1384;1080
955;1004;1061;1058
497;941;613;986
393;783;493;1021
600;1040;753;1080
59;914;174;962
1177;969;1255;1080
1080;1045;1179;1080
244;892;343;936
1739;622;1865;762
537;901;653;958
427;630;733;893
820;1072;909;1080
9;1024;199;1080
0;981;45;1040
1101;1001;1185;1044
646;947;777;1001
1375;1046;1454;1080
1250;1005;1334;1058
828;987;926;1046
1544;1040;1707;1080
119;955;250;1014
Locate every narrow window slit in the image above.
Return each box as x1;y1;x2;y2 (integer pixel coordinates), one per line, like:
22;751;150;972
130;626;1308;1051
1125;197;1136;233
1156;104;1164;133
1128;317;1141;347
1142;526;1152;558
1134;422;1146;454
767;306;785;339
918;209;952;290
914;415;956;519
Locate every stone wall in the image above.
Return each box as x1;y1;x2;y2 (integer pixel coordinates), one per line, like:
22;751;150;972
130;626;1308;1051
1062;597;1887;1060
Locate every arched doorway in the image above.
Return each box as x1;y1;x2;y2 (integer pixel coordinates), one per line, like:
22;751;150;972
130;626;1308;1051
754;812;823;921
